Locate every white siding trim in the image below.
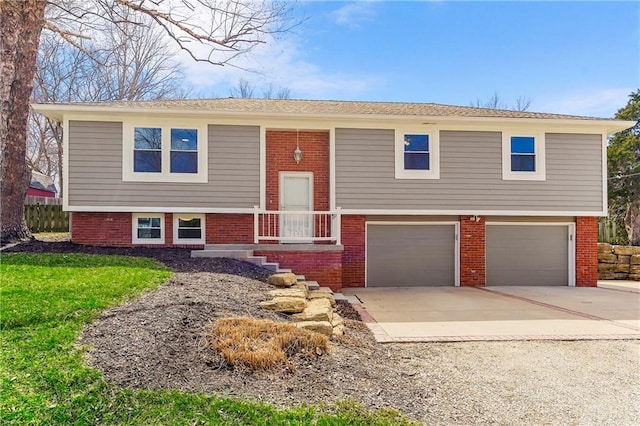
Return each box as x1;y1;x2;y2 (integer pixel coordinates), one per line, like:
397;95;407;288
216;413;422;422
173;213;206;245
501;131;546;181
122;120;209;183
365;221;460;287
602;132;608;214
329;127;336;211
486;222;576;287
132;213;165;244
63;118;70;211
339;208;606;216
67;206;256;213
394;127;440;179
260;125;267;209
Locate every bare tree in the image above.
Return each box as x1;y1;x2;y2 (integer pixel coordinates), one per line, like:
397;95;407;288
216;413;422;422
471;91;532;111
230;80;291;99
1;0;295;242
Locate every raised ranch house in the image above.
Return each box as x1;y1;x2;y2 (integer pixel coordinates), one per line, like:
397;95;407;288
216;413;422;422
33;99;635;291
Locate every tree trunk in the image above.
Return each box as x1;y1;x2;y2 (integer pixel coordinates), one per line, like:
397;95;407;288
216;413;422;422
624;200;640;246
1;1;46;243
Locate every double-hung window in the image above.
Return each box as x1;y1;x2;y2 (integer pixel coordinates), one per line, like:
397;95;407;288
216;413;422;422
502;131;546;180
173;214;205;244
395;128;440;179
123;121;207;182
132;213;164;244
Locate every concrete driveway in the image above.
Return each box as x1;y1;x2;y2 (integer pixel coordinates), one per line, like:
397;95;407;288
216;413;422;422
342;281;640;342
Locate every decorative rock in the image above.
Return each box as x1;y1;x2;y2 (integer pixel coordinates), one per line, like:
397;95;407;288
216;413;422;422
631;255;640;265
291;298;333;322
633;247;640;255
615;264;630;273
630;265;640;275
598;263;615;272
267;273;298;287
598;253;617;263
292;282;309;297
629;274;640;281
618;255;631;264
308;290;336;306
599;272;615;280
614;273;629;280
295;320;333;336
597;243;613;253
330;313;344;327
259;297;307;313
332;323;346;337
268;288;307;299
613;245;634;256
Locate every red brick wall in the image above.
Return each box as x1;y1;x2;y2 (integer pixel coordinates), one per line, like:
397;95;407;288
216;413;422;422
576;216;598;287
72;212;132;246
265;130;329;212
205;213;254;244
341;215;366;287
254;250;343;292
460;215;486;286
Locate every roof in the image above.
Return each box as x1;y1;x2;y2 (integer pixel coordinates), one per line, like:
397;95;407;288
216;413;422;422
29;171;57;194
32;98;636;133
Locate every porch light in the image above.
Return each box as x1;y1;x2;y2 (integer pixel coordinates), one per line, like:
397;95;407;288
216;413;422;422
294;130;302;163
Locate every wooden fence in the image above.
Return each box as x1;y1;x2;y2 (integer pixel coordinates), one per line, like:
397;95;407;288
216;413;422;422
598;218;628;245
24;204;69;232
25;195;62;205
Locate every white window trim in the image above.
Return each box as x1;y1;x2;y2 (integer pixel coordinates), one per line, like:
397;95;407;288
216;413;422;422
132;213;165;244
122;120;208;183
502;131;546;181
394;127;440;179
173;213;206;245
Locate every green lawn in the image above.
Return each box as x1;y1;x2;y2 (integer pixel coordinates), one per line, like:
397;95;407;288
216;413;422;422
0;253;413;425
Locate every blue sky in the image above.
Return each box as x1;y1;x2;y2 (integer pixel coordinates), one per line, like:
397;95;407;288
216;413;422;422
181;1;639;118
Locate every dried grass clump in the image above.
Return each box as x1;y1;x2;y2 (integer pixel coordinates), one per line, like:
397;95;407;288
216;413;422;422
204;317;329;370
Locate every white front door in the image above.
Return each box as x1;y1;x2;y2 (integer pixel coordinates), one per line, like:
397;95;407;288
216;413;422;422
280;172;313;242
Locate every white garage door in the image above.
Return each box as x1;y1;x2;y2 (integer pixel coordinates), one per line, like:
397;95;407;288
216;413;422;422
366;223;458;287
486;224;573;286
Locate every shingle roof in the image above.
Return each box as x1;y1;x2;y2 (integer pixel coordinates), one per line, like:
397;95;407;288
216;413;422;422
42;98;612;121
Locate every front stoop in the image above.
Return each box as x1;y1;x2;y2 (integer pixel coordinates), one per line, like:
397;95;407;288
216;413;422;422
191;247;290;274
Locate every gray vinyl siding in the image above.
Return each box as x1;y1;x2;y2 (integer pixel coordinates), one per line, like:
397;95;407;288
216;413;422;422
67;121;260;208
335;129;603;212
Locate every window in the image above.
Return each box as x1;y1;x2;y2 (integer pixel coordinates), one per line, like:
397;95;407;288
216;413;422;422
395;128;440;179
173;214;205;244
170;129;198;173
502;131;546;180
134;127;162;172
123;121;207;183
132;213;164;244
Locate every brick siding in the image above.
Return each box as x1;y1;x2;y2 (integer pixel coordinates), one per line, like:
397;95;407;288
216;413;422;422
341;215;366;287
205;213;253;244
255;250;343;292
576;216;598;287
460;215;486;286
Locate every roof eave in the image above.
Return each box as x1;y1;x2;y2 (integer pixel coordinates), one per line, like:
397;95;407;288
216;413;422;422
31;103;636;134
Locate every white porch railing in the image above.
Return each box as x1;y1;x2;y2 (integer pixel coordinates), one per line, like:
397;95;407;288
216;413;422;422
254;207;341;244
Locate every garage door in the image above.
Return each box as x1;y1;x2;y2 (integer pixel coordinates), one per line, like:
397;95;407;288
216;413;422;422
367;224;457;287
486;225;570;286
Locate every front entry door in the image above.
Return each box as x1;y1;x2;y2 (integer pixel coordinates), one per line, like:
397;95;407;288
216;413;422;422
280;172;313;242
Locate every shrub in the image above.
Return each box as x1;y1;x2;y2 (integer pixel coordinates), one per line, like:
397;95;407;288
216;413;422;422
204;317;329;371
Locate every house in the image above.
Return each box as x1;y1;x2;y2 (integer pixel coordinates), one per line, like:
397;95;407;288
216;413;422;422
33;99;635;291
27;171;57;198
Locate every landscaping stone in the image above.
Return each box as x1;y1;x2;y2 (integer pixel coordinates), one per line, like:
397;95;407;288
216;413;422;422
295;320;333;336
307;289;336;306
597;242;612;253
630;274;640;281
599;272;615;280
292;281;309;297
268;288;307;299
259;296;307;313
617;255;631;264
598;263;615;272
614;264;630;273
267;272;298;287
630;265;640;275
631;255;640;265
613;245;634;256
291;298;333;322
598;253;617;263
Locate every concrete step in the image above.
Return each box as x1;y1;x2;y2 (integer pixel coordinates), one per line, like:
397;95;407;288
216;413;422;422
333;293;349;302
306;281;320;291
261;263;280;272
318;286;334;294
245;256;268;266
191;249;252;259
204;244;256;250
277;268;293;273
296;275;306;282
